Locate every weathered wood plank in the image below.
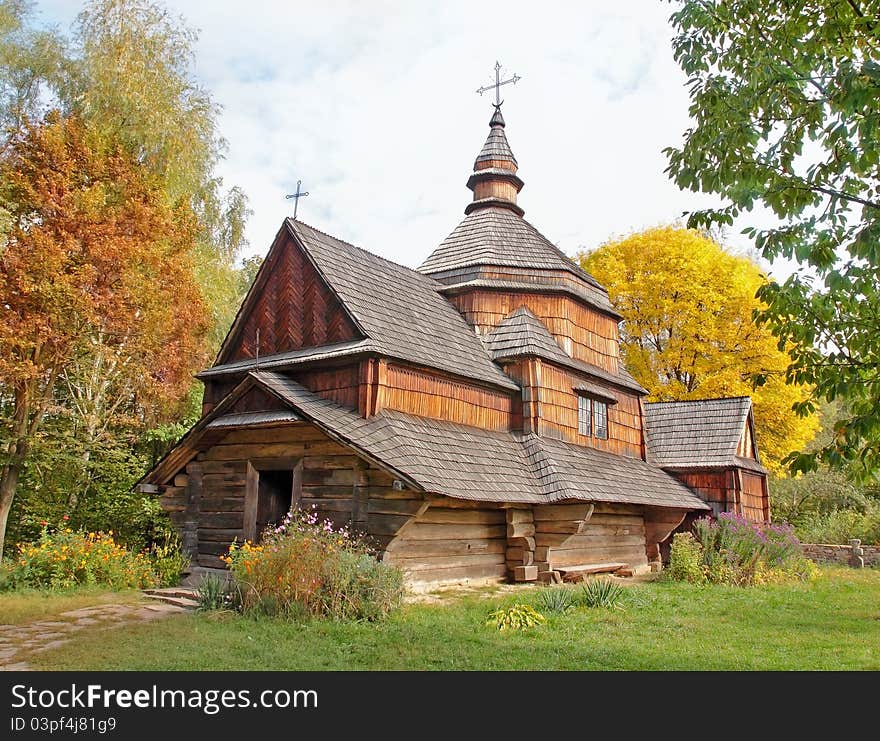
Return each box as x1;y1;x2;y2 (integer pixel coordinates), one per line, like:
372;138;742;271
390;553;504;572
367;513;416;537
205;441;345;461
532;503;594;522
367;499;426;516
384;538;505;558
402;523;506;541
404;563;507;585
419;507;505;525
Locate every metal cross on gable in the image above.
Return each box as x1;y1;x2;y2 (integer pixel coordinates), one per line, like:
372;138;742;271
476;60;521;107
285;179;310;220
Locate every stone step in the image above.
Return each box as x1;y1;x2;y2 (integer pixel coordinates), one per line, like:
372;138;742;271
142;588;200;610
143;587;199;600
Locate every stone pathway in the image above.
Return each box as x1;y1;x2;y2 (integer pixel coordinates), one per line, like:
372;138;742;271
0;601;189;671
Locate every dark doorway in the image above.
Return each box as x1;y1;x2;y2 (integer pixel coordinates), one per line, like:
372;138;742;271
255;469;293;540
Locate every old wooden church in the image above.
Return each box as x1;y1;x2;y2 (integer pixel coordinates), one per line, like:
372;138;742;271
140;102;769;587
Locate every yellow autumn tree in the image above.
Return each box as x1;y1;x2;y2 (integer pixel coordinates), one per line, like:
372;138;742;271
578;225;818;475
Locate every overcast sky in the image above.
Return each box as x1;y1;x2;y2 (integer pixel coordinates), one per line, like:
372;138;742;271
33;0;794;278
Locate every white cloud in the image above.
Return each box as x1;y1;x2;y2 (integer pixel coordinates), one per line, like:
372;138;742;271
33;0;791;279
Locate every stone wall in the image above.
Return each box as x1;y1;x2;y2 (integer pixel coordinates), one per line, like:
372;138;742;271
802;540;880;568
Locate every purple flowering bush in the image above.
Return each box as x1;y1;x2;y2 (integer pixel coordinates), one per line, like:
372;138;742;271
668;512;818;586
224;508;404;621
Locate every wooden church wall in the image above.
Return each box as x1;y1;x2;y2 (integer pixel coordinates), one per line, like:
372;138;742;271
295;365;361;410
666;470;729;516
505;360;643;457
536;503;649;574
740;471;768;523
160;423;426;569
223;235;360;364
377;363;514;430
383;497;508;586
448;290;620;374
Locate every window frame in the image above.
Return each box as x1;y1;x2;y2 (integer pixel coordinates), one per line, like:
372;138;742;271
577;394;592;437
593;399;608;440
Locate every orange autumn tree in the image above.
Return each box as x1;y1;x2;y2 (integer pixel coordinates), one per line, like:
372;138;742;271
579;226;819;475
0;112;209;560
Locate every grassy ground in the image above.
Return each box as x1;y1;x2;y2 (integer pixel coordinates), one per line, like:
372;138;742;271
11;566;878;671
0;588;144;625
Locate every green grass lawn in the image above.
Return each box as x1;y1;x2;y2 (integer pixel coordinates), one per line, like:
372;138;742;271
13;567;880;670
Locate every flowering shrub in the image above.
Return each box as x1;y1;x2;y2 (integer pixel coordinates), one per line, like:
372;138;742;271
667;513;818;586
223;508;404;621
0;525;158;590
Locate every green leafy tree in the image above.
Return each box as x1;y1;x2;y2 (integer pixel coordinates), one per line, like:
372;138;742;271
665;1;880;478
580;226;819;474
0;112;208;560
0;0;65;146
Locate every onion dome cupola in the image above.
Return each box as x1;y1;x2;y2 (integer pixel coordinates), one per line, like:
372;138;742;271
418;101;619;322
466;105;525;217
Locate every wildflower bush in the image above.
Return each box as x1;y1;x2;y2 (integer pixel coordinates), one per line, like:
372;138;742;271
148;532;189;587
223;508;404;621
0;525;158;590
667;513;818;586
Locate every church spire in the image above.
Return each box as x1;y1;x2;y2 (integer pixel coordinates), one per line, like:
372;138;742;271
465;103;525;217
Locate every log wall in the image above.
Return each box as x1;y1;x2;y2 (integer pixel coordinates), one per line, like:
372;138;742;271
161;423;424;569
383;497;508;587
448;290;620;373
535;502;649;574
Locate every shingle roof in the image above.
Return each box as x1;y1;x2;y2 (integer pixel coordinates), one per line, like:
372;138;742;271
199;338;379;379
483;307;572;363
644;397;765;471
483;307;646;394
287;220;517;391
475;107;517;165
419;207;608;294
253;372;707;509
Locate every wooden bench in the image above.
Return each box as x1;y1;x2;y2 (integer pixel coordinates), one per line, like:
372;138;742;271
558;562;628;582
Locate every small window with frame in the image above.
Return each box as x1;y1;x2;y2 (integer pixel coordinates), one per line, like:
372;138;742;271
577;394;592;436
593;400;608;440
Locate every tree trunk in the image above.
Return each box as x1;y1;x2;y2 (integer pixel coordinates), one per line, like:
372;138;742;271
0;463;20;563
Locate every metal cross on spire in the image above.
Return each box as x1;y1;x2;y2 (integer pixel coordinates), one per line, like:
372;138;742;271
285;179;310;220
476;60;521;107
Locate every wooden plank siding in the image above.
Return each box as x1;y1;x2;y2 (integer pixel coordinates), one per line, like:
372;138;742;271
740;471;768;523
377;363;514;430
736;423;755;459
448;290;620;373
225;234;360;363
162;422;425;569
534;503;649;574
384;498;508;587
669;470;729;514
296;365;360;410
505;359;643;457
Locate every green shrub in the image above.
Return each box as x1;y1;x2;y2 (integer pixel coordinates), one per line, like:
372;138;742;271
536;587;575;613
792;507;880;546
486;603;546;631
667;532;707;584
0;525;158;590
667;514;818;586
580;578;625;609
148;532;189;587
224;508;404;621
